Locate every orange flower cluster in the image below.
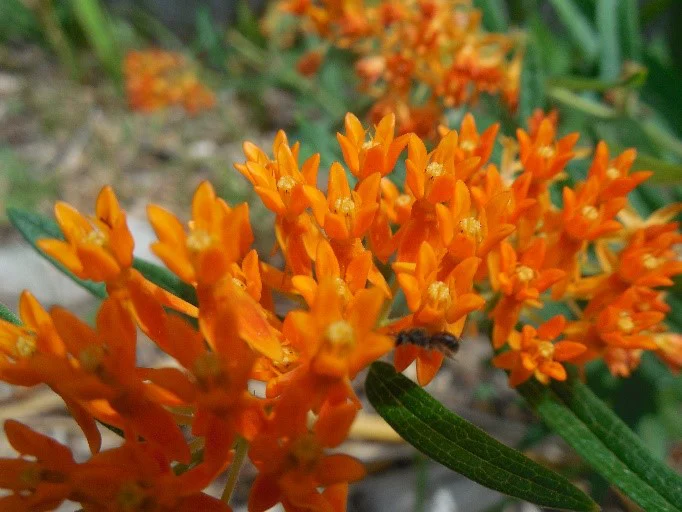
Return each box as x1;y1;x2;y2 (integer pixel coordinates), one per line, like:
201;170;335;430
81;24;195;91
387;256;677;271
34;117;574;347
281;0;521;136
1;111;680;510
124;50;216;114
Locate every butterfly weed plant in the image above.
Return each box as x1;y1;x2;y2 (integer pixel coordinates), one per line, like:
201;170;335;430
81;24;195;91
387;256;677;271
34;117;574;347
1;0;682;511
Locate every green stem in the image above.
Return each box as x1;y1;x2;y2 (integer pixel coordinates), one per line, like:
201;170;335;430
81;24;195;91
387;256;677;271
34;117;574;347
221;437;249;504
546;87;617;119
37;0;80;80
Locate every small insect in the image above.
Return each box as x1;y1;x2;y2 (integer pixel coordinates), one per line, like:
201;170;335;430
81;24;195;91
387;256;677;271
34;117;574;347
394;328;461;358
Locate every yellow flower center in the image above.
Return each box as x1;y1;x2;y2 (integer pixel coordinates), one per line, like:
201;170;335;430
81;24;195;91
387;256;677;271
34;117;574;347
20;464;41;487
642;253;661;270
425;162;445;179
460;140;476;152
459;217;482;241
193;353;224;385
515;265;535;283
324;320;356;355
334;197;356;216
289;433;323;472
333;277;350;301
606;166;620;180
362;140;379;151
79;344;106;373
84;229;107;246
617;312;635;334
186;229;212;252
427;281;451;308
537;341;555;359
581;205;599;221
231;277;247;290
15;335;37;358
537;145;556;159
275;345;296;371
117;481;146;509
395;194;411;207
277;175;297;193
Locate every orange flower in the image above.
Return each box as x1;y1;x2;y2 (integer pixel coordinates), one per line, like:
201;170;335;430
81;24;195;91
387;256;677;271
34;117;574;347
297;49;324;76
70;441;230;511
284;278;393;384
319;163;381;240
148;181;254;286
437;180;515;272
0;291;65;364
0;420;76;511
492;316;586;386
337;113;409;179
0;422;228;512
617;225;682;288
393;242;484;384
248;430;365;512
654;333;682;373
594;291;665;351
488;239;566;348
405;131;459;204
48;300;191;463
235;131;323;219
39;186;134;283
291;238;390;307
39;187;198;330
517;119;579;183
124;49;215;114
587;141;652;201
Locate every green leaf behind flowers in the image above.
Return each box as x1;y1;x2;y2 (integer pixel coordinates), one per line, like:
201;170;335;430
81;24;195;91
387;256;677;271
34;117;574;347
366;362;599;511
519;375;682;512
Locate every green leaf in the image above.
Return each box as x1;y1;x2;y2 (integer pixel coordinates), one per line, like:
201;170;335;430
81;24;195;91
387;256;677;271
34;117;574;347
7;208;197;306
69;0;121;82
634;154;682;184
7;208;107;299
366;362;599;511
519;376;682;512
0;302;21;326
473;0;508;32
596;0;621;80
518;42;545;126
132;258;197;306
619;0;643;62
548;0;600;65
547;68;647;92
547;88;617;119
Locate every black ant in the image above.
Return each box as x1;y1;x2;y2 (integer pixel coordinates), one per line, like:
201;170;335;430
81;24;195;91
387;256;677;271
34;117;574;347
394;328;460;358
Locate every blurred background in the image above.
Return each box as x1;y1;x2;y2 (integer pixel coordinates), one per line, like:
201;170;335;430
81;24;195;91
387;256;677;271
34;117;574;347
1;0;682;510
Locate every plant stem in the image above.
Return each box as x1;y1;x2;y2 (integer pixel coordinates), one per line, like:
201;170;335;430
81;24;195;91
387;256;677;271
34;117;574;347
221;436;249;504
37;0;80;80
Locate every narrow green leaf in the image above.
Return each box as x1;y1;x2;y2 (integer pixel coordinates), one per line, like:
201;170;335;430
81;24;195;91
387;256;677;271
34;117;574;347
547;88;617;119
7;208;107;299
473;0;508;32
547;68;647;92
518;42;545;126
634;154;682;184
519;378;682;512
69;0;121;82
548;0;600;65
132;258;197;306
366;362;599;511
596;0;621;80
619;0;642;61
0;302;21;326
